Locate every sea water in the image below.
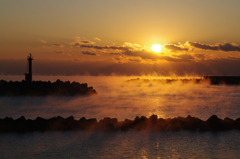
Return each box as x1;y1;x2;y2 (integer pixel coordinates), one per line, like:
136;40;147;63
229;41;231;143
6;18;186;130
0;76;240;158
1;131;240;159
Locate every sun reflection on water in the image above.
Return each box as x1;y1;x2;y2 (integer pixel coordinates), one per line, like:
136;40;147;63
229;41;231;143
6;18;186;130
141;148;148;159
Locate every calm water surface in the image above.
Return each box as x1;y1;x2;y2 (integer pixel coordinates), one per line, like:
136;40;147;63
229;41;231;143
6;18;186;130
1;131;240;159
0;76;240;158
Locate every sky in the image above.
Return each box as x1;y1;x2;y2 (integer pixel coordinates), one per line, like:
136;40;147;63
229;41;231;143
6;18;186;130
1;0;240;76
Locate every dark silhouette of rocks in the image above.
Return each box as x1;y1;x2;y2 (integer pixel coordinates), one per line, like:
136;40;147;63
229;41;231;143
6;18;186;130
126;76;240;85
0;79;97;96
204;76;240;85
1;115;240;133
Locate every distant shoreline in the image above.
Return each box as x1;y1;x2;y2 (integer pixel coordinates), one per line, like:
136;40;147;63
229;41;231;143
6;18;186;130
126;76;240;85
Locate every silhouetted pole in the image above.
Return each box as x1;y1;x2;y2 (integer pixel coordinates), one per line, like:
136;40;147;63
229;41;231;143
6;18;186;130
25;53;33;82
28;53;33;76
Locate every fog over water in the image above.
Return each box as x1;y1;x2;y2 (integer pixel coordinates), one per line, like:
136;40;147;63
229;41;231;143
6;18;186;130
1;75;240;158
1;75;240;121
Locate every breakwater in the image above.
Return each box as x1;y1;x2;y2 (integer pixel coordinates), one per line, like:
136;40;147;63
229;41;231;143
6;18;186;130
1;115;240;133
126;76;240;85
0;79;97;96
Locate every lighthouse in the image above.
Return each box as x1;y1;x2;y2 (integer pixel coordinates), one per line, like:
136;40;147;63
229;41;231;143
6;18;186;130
25;53;33;82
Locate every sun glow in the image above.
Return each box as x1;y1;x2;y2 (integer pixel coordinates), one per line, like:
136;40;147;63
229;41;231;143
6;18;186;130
151;44;161;53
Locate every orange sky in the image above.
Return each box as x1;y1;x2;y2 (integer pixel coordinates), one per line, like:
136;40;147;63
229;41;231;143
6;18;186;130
1;0;240;76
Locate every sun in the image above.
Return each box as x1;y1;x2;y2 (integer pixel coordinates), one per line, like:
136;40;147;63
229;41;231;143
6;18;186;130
151;44;161;53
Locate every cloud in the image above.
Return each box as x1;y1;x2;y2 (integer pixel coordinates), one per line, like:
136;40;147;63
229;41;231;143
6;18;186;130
40;39;47;44
129;59;141;62
113;57;129;64
52;44;65;48
70;40;95;46
70;37;95;46
82;51;97;56
122;49;160;60
164;44;188;52
81;40;94;44
174;54;195;61
71;41;144;52
194;54;205;60
76;42;194;62
189;42;240;52
124;42;143;50
68;40;240;64
218;43;240;52
94;37;101;41
76;42;161;60
108;53;122;55
188;42;218;50
159;54;194;62
80;44;129;51
108;48;195;62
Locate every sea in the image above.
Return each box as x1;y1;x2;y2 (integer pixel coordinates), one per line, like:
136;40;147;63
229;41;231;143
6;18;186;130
0;75;240;159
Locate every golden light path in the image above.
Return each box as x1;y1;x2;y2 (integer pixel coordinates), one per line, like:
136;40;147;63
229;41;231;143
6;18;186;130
151;44;162;53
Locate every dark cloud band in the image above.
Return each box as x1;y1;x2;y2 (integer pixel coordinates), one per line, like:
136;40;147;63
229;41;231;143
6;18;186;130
164;44;188;52
82;51;97;56
189;42;240;52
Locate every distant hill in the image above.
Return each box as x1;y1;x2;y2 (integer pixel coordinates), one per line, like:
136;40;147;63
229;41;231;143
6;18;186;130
0;79;97;96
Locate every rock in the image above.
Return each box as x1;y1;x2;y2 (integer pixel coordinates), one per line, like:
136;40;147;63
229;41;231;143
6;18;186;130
206;115;229;131
98;117;119;131
0;115;239;133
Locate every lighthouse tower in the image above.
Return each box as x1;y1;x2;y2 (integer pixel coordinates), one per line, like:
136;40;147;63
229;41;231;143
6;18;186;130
25;53;33;82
